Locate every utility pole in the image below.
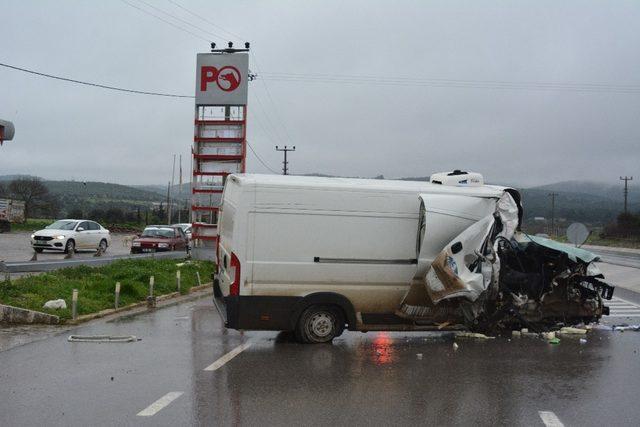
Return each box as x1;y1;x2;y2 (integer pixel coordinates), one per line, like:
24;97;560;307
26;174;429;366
166;181;171;224
275;145;296;175
548;192;558;236
620;176;633;214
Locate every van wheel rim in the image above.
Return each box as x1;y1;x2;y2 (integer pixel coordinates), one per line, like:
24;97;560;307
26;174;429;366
309;313;333;338
99;241;107;250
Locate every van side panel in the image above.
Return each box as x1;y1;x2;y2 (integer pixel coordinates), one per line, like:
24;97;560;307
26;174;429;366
247;187;423;314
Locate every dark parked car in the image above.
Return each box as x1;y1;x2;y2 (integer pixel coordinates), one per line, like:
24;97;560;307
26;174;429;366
130;225;188;254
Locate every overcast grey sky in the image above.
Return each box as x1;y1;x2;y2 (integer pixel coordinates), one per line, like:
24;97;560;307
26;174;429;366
1;0;639;186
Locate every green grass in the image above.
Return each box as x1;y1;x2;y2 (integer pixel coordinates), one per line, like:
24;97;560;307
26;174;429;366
9;218;53;232
0;258;215;320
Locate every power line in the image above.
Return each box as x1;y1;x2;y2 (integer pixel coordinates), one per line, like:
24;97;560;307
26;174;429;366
0;62;194;98
133;0;228;41
251;90;286;145
135;0;296;147
247;140;279;174
251;54;295;145
165;0;244;41
120;0;209;42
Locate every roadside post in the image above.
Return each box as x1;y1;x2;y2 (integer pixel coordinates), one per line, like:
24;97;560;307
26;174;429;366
196;271;202;287
176;270;181;293
115;282;121;309
147;276;156;309
72;289;78;320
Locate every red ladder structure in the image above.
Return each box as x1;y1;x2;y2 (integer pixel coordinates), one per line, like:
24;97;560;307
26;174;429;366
191;106;246;246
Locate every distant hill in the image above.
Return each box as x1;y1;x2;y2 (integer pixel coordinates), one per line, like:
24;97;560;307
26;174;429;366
0;174;40;181
531;180;639;202
132;183;190;201
44;180;166;212
519;180;639;224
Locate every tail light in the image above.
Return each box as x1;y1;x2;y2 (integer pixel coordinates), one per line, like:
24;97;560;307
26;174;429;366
229;252;241;296
215;236;221;272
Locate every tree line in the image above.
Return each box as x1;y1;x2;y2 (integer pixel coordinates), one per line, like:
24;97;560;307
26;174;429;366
0;177;188;227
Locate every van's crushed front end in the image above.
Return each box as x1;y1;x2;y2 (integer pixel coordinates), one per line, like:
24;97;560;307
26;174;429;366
398;190;614;332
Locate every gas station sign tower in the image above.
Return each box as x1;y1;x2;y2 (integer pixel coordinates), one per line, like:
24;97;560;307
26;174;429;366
191;43;249;247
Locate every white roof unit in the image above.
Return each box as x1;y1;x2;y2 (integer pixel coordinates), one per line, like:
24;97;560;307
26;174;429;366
430;170;484;187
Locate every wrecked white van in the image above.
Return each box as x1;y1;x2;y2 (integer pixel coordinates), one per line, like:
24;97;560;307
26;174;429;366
213;171;613;343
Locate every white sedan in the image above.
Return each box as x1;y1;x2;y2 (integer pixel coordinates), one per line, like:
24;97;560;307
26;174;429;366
31;219;111;253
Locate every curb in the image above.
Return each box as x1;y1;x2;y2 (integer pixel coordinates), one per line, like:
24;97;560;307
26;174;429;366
0;304;60;325
66;282;213;325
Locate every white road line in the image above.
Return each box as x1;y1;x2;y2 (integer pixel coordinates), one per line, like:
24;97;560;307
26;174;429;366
538;410;564;427
607;297;640;317
137;392;184;417
204;342;252;371
611;297;640;306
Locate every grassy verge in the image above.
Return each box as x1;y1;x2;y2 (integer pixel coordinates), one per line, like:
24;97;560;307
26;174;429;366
9;218;53;232
0;258;215;320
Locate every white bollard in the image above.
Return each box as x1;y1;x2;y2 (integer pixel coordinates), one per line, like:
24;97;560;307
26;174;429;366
176;270;181;292
115;282;121;309
147;276;156;309
72;289;78;320
196;271;202;287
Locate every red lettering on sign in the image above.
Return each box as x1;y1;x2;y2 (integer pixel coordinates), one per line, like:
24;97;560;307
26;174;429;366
200;66;218;91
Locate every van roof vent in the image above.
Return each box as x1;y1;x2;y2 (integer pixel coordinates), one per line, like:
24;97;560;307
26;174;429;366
430;170;484;187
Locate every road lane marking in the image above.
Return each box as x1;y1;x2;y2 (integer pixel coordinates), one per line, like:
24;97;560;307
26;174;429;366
538;410;564;427
204;342;252;371
608;297;640;318
137;392;184;417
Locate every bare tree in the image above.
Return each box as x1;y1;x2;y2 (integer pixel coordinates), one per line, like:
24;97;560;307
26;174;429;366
8;178;50;221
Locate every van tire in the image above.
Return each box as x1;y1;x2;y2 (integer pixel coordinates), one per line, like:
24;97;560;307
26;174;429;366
295;305;344;344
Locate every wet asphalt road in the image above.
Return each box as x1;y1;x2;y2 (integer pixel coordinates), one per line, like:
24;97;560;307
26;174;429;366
0;231;133;262
2;296;640;426
589;247;640;269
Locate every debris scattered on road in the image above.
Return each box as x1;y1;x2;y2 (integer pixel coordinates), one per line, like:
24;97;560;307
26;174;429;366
548;337;561;345
67;335;140;343
612;324;640;332
512;330;521;338
541;332;556;341
580;338;587;344
416;353;423;360
559;326;588;335
455;332;495;340
452;342;459;351
43;299;67;310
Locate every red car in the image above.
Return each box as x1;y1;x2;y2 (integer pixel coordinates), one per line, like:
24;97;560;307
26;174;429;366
130;225;189;254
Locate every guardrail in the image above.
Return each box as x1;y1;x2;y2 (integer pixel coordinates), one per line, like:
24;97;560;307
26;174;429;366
1;251;186;273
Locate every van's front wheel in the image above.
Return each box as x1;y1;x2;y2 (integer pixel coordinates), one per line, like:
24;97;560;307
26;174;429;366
295;305;344;344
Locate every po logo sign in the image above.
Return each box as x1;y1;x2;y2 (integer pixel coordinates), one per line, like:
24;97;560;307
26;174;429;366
200;66;242;92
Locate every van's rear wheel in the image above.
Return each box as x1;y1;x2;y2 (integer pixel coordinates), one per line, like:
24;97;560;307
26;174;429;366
295;305;344;344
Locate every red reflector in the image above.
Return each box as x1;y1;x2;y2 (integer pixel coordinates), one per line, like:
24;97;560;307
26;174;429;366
230;252;241;296
215;236;221;271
